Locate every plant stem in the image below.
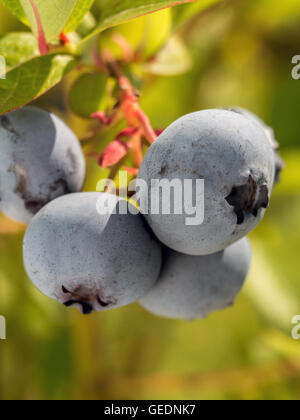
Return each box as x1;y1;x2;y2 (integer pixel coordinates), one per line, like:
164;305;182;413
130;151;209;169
130;129;143;167
29;0;49;55
96;51;158;145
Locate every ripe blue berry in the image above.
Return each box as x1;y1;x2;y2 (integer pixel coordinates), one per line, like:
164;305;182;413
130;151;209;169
23;193;162;314
0;106;86;224
140;238;251;320
227;107;284;184
138;109;275;255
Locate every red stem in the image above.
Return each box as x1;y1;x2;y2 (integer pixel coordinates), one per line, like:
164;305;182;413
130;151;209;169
96;53;158;145
130;129;143;167
135;109;157;144
30;0;49;55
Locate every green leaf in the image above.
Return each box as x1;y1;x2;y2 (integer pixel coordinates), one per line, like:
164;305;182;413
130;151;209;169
64;0;95;33
75;11;97;37
19;0;93;42
1;0;29;25
99;18;145;61
69;72;108;118
99;9;171;61
141;9;172;59
143;35;192;76
0;54;76;115
81;0;194;43
2;0;95;39
20;0;75;42
0;32;38;68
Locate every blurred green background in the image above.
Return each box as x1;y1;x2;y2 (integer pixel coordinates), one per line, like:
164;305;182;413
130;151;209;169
1;0;300;400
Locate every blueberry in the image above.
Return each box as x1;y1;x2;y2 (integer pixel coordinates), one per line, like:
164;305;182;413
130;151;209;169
140;238;251;320
23;192;162;314
138;109;275;255
227;107;284;185
0;106;86;224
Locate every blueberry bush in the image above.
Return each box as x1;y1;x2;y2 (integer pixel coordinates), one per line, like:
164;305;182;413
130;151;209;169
0;0;299;401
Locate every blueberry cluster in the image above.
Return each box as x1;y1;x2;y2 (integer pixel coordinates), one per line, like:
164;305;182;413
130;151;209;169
138;109;282;319
1;106;283;320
